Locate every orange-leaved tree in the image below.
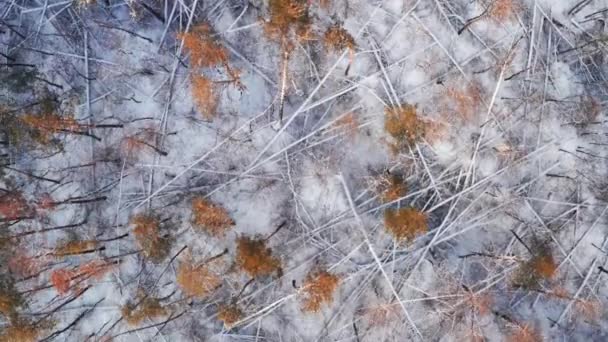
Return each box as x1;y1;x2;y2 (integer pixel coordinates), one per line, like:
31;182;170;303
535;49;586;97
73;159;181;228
376;174;407;203
191;74;218;120
179;24;229;69
50;260;114;295
508;323;542;342
122;296;168;326
54;239;98;257
301;270;340;312
514;244;557;289
235;236;282;278
264;0;312;42
120;126;168;159
323;24;356;65
264;0;313;123
179;24;241;119
0;317;49;342
177;253;223;298
0;279;23;318
217;303;243;328
0;192;31;221
384;207;428;243
131;214;172;263
384;104;427;150
191;197;234;236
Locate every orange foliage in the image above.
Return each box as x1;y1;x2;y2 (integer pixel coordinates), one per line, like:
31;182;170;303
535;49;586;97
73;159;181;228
0;193;31;220
176;260;222;298
574;299;602;322
508;324;542;342
54;240;98;256
179;23;242;119
119;126;165;159
384;104;426;147
179;24;228;68
191;74;218;119
0;294;17;317
217;304;242;328
489;0;517;21
514;250;557;289
378;174;407;203
36;193;56;211
0;319;40;342
529;253;556;279
8;253;44;278
50;269;73;294
191;197;234;236
131;214;171;262
122;297;168;326
21;112;81;143
447;83;482;120
384;207;428;243
50;260;113;295
78;260;113;280
323;25;355;53
264;0;311;41
0;284;22;317
235;237;282;278
120;136;145;158
301;270;340;312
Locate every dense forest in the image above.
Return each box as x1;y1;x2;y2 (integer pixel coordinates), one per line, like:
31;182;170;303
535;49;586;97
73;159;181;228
1;0;608;341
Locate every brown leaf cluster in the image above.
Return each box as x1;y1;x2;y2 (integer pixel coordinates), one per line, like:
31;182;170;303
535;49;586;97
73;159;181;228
0;193;31;220
0;283;22;317
191;74;218;119
176;260;222;298
217;304;242;328
378;174;407;203
507;324;542;342
489;0;517;21
0;319;40;342
514;248;557;289
50;268;73;294
529;253;557;279
384;104;426;148
574;299;602;322
54;239;98;256
179;24;242;119
384;207;428;243
50;260;113;295
447;83;482;121
301;270;340;312
323;25;355;52
119;126;164;159
235;237;281;278
21;112;81;143
179;24;228;68
264;0;311;41
191;197;234;236
131;214;171;263
122;297;168;326
8;252;43;278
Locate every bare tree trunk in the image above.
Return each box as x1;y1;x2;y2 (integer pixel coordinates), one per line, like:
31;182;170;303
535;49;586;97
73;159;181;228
278;42;290;126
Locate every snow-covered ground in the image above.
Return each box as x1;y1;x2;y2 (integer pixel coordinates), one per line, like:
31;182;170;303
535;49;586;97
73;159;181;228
1;0;608;341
